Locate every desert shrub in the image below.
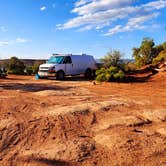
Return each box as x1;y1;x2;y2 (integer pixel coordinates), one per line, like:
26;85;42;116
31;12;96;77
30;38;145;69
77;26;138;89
113;70;125;80
132;38;157;68
152;50;166;65
32;61;43;74
120;62;136;72
162;42;166;50
135;57;146;69
96;68;106;75
95;66;125;82
118;63;126;71
101;50;123;68
24;62;42;75
32;64;39;74
25;66;33;75
8;57;25;75
96;73;110;82
126;62;137;71
132;38;166;68
108;66;119;74
95;68;111;82
24;60;42;75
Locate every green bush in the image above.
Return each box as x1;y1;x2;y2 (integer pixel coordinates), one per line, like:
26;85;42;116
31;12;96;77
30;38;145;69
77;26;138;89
135;58;146;69
108;66;119;74
132;38;156;68
8;69;24;75
25;66;33;75
113;70;125;80
132;38;166;68
120;62;136;72
8;57;25;75
24;63;41;75
101;50;122;68
32;62;42;74
95;66;125;82
95;68;106;76
95;68;111;82
96;73;110;82
152;50;166;65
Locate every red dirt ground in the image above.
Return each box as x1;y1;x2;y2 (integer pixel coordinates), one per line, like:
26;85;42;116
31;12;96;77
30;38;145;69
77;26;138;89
0;72;166;166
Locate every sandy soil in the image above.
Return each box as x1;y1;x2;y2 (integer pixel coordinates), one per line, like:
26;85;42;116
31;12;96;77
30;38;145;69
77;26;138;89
0;72;166;166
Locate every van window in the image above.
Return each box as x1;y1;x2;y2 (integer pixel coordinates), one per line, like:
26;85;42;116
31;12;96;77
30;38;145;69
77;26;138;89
63;56;72;64
47;56;64;64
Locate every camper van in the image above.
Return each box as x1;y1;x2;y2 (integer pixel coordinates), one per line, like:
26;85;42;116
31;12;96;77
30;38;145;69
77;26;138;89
38;54;97;79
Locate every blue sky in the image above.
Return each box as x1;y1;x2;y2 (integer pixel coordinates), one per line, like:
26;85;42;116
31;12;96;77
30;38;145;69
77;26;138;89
0;0;166;59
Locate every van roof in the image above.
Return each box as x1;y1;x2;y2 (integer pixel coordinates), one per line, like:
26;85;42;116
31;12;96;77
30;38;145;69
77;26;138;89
52;53;91;56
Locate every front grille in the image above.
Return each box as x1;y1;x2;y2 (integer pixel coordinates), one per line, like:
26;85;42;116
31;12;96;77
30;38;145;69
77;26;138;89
40;67;49;71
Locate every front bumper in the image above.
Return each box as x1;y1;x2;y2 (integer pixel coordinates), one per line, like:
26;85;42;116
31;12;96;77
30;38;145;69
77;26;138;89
38;71;57;77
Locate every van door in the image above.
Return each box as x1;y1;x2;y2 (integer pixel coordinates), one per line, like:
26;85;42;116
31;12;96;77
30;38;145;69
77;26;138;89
63;56;75;75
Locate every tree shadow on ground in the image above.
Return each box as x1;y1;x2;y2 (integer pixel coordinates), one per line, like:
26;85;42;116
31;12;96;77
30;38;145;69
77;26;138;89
123;73;155;83
0;83;72;92
123;67;159;83
127;65;158;75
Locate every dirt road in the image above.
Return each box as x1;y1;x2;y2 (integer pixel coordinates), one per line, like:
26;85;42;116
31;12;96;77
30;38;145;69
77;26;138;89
0;73;166;166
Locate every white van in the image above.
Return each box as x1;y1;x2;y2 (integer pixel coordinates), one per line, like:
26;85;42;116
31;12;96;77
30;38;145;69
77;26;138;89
38;54;97;79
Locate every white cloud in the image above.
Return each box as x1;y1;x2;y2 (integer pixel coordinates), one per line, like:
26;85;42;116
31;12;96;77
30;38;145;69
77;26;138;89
40;6;46;11
73;0;133;15
58;6;136;30
0;37;28;47
58;0;166;35
75;0;93;7
78;25;93;31
127;12;159;27
143;0;166;10
104;13;159;36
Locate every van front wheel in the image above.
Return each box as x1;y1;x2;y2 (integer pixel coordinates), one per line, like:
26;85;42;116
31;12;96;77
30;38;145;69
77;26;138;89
57;70;65;80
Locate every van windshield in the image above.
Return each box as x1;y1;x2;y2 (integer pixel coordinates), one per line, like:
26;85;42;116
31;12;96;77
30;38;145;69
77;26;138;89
47;56;64;64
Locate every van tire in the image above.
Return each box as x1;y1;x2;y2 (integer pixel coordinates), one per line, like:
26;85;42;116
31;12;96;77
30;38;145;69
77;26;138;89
57;70;65;80
85;68;92;79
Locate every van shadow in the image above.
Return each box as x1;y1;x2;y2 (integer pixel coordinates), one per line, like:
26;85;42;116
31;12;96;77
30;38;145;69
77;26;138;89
0;83;72;92
61;75;94;82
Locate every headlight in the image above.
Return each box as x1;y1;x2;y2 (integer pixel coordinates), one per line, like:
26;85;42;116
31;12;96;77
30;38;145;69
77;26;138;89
48;66;55;73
